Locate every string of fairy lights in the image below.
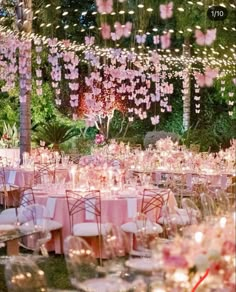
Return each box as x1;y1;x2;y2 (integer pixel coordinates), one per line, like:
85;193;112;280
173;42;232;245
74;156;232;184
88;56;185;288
0;0;235;76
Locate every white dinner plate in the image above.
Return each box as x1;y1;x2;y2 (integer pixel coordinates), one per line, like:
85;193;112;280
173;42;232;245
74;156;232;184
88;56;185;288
125;258;157;273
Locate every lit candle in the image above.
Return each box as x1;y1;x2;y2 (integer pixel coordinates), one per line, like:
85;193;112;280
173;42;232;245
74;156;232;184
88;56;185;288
219;217;227;228
71;165;77;189
172;270;189;282
23;152;29;166
194;231;203;244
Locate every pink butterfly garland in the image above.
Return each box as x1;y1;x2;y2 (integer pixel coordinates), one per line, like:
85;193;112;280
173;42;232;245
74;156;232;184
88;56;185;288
34;39;43;96
1;37;18;92
19;40;31;103
63;51;80;109
48;38;62;105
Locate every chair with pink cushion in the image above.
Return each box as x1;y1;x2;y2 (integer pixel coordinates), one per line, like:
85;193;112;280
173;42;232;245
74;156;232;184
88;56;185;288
65;190;112;264
121;189;165;256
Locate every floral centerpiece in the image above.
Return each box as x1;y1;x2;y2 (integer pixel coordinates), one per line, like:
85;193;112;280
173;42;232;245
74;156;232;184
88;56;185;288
0;122;19;148
94;133;106;147
156;214;236;291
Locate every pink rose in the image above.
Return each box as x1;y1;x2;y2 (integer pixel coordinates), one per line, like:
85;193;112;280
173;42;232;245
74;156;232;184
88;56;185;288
222;241;236;255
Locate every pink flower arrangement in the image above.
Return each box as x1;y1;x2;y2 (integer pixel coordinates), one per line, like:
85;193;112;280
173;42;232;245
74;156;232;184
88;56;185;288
158;215;236;290
95;134;105;145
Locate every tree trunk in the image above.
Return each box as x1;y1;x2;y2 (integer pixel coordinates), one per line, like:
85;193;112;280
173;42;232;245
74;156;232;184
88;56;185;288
15;0;33;162
182;38;191;131
19;42;31;159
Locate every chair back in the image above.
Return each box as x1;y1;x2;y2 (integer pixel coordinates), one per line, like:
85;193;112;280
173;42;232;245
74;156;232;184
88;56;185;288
19;204;52;256
141;189;166;222
181;198;202;224
200;193;216;219
5;256;47;291
64;236;98;290
34;162;56;185
215;189;230;214
65;190;101;233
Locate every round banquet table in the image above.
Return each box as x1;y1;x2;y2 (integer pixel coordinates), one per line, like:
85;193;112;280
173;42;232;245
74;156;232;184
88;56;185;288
33;186;174;254
2;166;70;188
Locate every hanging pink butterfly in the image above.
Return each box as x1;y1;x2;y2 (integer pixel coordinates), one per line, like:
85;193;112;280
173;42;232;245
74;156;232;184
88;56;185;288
160;100;167;107
229;92;234;97
195;104;200;108
161;108;165;113
48;38;58;47
135;34;146;44
85;36;95;46
70;99;78;107
194;96;201;101
36;88;42;95
153;35;160;45
160;2;173;19
20;79;26;88
195;67;219;87
151;93;160;102
69;83;79;91
56;89;61;95
111;32;120;41
69;72;79;79
233;78;236;85
161;32;171;49
72;113;78;120
19;95;27;103
96;0;113;14
114;21;132;39
128;117;134;122
36;70;42;78
92;87;101;95
195;29;217;46
101;23;111;39
52;82;58;88
151;115;160;125
166;105;172;112
36;80;42;86
195;109;200;114
55;99;61;105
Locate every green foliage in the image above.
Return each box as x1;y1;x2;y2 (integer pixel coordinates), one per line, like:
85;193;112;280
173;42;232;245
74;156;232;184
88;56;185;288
34;122;77;149
31;83;58;126
0;86;19;130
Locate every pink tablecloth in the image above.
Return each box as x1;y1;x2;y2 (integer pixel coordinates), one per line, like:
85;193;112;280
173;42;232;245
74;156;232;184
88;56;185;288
152;170;229;189
34;187;173;254
3;167;70;188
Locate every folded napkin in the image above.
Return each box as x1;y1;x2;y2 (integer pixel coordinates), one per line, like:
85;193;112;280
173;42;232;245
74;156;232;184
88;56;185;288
46;197;57;218
85;198;96;220
127;198;137;218
8;170;16;184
